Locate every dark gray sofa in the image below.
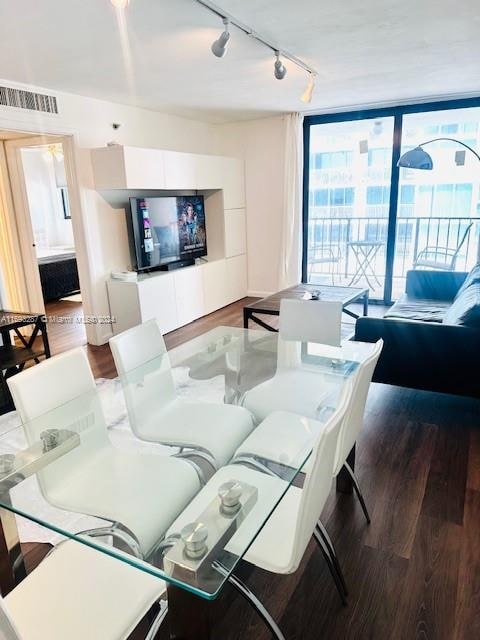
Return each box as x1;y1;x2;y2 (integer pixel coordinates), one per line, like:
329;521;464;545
354;268;480;398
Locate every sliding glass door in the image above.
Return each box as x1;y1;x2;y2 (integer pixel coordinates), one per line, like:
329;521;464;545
305;117;395;300
303;98;480;303
393;107;480;299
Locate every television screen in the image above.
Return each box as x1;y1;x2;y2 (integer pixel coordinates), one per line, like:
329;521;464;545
128;196;207;270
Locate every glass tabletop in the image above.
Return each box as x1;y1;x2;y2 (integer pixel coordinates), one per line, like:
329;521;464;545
0;326;375;600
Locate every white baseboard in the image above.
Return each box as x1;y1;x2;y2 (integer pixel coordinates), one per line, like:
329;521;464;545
89;323;114;346
247;289;274;298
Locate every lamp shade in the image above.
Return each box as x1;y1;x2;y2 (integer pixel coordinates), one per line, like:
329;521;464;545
397;146;433;170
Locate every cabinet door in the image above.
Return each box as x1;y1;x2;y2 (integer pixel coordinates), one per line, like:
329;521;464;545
226;254;247;303
196;154;224;190
124;147;166;189
174;266;205;327
138;273;179;334
202;260;229;314
164;151;197;189
107;281;142;335
224;209;246;257
222;157;245;209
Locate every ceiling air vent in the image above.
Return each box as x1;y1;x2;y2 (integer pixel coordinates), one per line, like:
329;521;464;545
0;86;58;114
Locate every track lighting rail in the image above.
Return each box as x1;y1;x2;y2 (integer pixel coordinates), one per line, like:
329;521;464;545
195;0;318;76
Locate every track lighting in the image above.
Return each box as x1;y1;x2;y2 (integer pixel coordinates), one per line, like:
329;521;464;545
300;73;315;103
274;51;287;80
110;0;130;8
211;18;230;58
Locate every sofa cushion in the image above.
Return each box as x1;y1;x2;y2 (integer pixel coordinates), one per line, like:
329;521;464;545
384;294;451;323
405;269;468;301
444;283;480;327
454;263;480;299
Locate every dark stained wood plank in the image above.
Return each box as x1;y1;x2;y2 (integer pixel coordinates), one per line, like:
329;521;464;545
42;299;87;354
467;428;480;491
390;514;462;640
362;420;437;559
421;423;469;525
453;488;480;640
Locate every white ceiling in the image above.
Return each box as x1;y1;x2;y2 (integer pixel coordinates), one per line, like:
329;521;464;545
0;0;479;124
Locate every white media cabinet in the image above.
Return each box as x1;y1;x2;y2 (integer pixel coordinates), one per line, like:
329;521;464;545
91;145;247;335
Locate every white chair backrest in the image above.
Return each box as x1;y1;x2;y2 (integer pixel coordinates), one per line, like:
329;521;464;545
333;339;383;475
7;348;110;499
288;378;353;572
109;319;177;439
0;599;21;640
279;299;342;347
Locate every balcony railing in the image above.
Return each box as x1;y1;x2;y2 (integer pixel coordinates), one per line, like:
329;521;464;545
307;215;480;299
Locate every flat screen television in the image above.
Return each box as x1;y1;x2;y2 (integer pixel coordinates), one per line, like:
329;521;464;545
127;195;207;271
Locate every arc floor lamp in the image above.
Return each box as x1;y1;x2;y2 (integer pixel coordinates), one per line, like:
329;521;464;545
398;137;480;169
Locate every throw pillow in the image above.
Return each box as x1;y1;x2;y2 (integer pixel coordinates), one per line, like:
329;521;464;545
454;262;480;299
444;283;480;327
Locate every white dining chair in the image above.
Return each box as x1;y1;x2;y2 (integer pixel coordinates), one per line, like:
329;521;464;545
0;539;167;640
279;298;342;346
7;348;202;559
235;339;384;524
109;319;254;468
242;299;343;422
165;380;353;640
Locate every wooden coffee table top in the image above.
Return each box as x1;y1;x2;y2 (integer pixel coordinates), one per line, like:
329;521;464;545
245;283;368;313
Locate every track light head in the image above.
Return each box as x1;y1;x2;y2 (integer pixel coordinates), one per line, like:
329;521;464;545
211;18;230;58
300;73;315;103
274;51;287;80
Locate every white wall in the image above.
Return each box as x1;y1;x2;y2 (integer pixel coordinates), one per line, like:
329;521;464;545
21;148;74;253
0;80;219;344
214;115;287;296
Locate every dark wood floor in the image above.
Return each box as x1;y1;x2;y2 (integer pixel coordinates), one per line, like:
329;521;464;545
39;299;480;639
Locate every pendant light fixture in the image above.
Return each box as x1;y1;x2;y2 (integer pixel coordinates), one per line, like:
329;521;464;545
110;0;130;8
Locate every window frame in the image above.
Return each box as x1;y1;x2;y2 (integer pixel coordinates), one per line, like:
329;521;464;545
302;96;480;303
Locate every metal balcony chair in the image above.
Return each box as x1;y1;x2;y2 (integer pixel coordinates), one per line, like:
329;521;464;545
308;244;342;284
414;221;473;271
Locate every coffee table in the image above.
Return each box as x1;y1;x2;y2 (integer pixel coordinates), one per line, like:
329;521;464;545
243;284;369;332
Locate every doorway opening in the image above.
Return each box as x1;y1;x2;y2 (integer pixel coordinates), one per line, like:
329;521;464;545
0;131;87;355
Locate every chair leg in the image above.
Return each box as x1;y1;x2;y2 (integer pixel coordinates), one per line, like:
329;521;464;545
313;529;348;606
315;523;348;597
145;599;168;640
227;573;286;640
343;462;371;524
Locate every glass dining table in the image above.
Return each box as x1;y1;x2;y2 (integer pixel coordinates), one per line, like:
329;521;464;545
0;326;375;639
